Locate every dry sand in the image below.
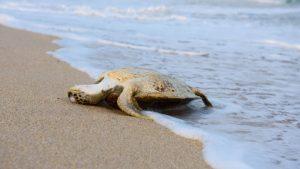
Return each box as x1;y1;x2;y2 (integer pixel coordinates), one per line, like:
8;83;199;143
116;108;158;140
0;25;211;169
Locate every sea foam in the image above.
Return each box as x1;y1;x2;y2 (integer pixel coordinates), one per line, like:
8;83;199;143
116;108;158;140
262;39;300;51
0;13;14;24
0;2;187;22
143;111;255;169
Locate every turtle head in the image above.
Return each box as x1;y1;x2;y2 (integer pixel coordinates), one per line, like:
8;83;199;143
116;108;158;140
68;84;106;105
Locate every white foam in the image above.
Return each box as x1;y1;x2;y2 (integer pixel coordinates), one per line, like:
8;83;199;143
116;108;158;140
143;111;255;169
73;5;187;22
252;0;283;5
97;39;209;57
0;2;68;13
261;39;300;51
0;2;187;22
104;6;187;21
0;13;14;24
73;6;104;17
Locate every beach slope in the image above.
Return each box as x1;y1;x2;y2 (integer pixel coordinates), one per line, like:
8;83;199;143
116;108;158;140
0;25;210;169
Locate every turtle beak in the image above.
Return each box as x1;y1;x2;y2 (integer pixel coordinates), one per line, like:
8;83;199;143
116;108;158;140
67;85;104;105
68;86;80;103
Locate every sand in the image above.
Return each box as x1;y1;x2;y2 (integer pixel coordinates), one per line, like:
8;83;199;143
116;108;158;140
0;25;211;169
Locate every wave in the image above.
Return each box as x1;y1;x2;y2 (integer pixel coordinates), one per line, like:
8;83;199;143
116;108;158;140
73;5;187;21
97;39;209;57
261;39;300;51
0;2;187;22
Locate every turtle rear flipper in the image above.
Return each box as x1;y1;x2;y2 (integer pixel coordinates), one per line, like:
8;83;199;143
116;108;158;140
191;87;213;107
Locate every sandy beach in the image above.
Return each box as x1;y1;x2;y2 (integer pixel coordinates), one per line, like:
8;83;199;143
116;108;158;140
0;25;211;169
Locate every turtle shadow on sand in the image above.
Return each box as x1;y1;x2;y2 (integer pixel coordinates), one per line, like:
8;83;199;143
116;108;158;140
104;97;213;119
143;100;213;118
87;98;213;119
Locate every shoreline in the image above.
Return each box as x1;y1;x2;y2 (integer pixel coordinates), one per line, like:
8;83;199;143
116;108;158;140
0;25;211;169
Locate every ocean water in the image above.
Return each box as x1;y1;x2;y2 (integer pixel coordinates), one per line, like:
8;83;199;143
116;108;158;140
1;0;299;168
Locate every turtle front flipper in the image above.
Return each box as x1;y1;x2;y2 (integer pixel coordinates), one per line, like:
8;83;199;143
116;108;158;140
95;73;105;84
191;87;213;107
117;85;153;120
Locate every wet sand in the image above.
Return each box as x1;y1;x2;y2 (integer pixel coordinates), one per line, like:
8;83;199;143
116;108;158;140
0;25;211;169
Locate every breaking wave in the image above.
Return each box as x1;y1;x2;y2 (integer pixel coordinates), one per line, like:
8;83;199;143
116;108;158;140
0;2;187;22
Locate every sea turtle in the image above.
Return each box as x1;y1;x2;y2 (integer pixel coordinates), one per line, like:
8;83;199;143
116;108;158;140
68;67;212;120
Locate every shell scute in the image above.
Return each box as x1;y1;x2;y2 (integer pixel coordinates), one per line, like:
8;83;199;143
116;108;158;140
102;67;198;99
